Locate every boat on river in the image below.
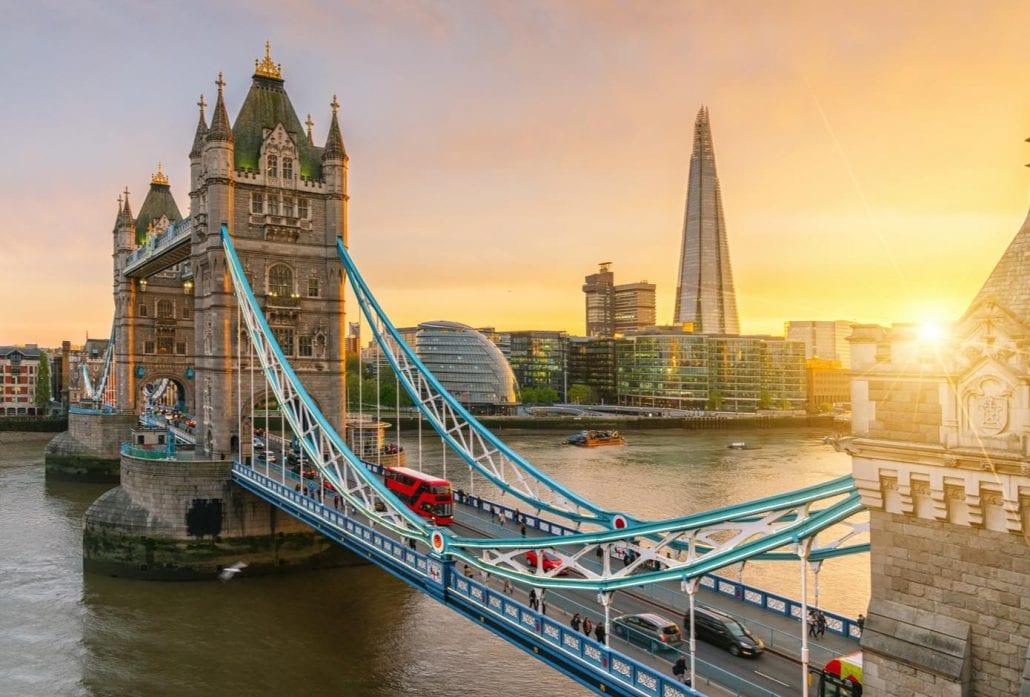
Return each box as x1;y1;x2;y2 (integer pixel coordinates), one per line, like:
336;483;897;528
566;430;625;447
727;441;762;450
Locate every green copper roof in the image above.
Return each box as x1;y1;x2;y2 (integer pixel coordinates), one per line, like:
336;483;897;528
232;74;323;180
134;183;183;245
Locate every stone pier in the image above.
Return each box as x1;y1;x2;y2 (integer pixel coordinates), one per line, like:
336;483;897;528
83;446;360;580
45;409;136;481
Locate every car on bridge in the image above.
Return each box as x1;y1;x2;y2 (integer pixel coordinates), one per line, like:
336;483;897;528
684;607;764;658
611;613;683;652
525;550;568;575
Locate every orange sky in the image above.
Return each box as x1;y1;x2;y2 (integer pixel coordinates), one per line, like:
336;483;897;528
2;1;1029;346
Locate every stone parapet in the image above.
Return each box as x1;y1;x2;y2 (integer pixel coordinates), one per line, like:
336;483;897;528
44;412;137;481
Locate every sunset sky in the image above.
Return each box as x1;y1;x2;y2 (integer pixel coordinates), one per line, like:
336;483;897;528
2;1;1029;347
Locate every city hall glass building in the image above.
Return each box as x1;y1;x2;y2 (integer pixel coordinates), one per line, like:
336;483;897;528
413;321;520;415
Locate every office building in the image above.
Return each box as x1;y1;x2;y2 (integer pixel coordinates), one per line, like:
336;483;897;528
785;320;854;368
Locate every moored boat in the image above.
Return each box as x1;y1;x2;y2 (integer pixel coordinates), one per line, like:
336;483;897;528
566;430;625;447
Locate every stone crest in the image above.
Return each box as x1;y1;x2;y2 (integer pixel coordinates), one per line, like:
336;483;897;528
967;376;1011;437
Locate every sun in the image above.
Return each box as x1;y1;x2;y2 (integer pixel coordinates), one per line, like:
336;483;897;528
917;320;948;346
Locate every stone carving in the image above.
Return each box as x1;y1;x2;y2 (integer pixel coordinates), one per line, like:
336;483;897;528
967;376;1011;437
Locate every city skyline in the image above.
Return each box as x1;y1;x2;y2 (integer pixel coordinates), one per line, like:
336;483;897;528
3;2;1030;346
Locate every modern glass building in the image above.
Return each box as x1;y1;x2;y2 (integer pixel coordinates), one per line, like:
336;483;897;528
615;331;710;410
566;337;616;403
413;321;519;415
506;330;567;399
613;329;806;412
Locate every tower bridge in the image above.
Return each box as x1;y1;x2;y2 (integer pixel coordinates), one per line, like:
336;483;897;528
60;46;1030;697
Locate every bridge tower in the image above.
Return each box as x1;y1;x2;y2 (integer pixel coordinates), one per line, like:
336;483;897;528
848;208;1030;693
188;46;346;458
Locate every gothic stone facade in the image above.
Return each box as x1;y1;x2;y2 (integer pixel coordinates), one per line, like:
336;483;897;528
848;301;1030;695
112;54;347;459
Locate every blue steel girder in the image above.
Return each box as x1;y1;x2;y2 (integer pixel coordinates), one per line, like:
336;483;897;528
225;226;869;593
338;238;619;529
83;320;116;406
221;226;434;541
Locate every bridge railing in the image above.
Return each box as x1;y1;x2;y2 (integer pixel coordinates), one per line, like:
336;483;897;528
236;462;788;697
454;491;863;646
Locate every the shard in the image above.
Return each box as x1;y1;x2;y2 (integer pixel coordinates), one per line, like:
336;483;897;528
672;107;740;334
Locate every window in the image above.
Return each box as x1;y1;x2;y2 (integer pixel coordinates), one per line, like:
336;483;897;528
272;327;294;356
268;196;279;215
144;340;156;354
307;277;319;298
283;197;295;217
266;154;278;178
298;198;309;219
157;299;174;319
268;264;293;298
157;337;173;354
282;157;293;180
299;335;313;357
139;303;149;318
175;341;187;355
182;304;192;320
251;193;264;214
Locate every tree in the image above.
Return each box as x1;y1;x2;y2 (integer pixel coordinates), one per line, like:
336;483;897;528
35;352;51;413
521;386;559;405
757;389;774;410
567;383;596;405
706;389;723;412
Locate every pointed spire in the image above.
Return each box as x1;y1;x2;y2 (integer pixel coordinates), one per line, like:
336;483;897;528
322;95;346;161
206;72;233;143
190;94;209;158
119;187;133;225
306;113;314;144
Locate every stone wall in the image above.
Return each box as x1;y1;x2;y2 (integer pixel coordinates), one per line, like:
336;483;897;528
867;380;942;444
863;510;1030;696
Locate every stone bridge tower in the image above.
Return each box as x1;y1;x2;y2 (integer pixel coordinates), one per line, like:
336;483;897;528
188;45;347;457
847;208;1030;695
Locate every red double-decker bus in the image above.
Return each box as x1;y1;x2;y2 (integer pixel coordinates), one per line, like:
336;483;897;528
382;467;454;525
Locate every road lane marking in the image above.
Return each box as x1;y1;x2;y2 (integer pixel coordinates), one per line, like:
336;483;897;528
753;670;791;688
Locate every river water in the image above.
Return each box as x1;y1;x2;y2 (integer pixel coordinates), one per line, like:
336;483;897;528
0;426;866;696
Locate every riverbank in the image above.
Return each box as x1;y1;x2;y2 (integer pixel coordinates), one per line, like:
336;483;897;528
0;431;54;443
395;413;844;431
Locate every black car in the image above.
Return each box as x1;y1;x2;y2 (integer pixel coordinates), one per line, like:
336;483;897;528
684;607;764;657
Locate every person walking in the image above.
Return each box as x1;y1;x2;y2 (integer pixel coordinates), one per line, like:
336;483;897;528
520;521;527;537
503;578;514;595
856;613;865;636
816;610;827;638
808;609;818;637
582;617;593;638
571;613;582;632
672;655;687;684
594;622;606;645
529;588;538;611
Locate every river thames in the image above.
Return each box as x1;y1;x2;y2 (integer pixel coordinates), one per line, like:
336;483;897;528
0;425;866;696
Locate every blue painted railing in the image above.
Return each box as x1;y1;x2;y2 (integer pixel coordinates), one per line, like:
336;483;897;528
232;463;725;697
453;491;863;642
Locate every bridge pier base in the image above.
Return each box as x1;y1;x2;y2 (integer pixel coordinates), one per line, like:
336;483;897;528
82;451;363;580
44;410;137;482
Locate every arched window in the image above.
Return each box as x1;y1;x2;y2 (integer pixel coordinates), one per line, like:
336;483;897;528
282;157;294;180
157;299;174;319
268;264;293;298
266;154;278;178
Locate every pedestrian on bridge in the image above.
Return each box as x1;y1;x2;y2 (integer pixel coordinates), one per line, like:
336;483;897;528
529;588;538;611
520;522;527;537
582;617;593;638
808;610;817;637
857;613;865;636
816;610;827;638
571;613;582;632
672;655;690;685
594;622;605;645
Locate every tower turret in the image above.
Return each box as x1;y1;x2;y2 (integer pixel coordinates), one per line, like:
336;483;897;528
189;94;208;195
322;95;348;243
204;73;234;183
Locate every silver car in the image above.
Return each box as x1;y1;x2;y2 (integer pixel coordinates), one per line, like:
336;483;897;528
612;612;684;651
